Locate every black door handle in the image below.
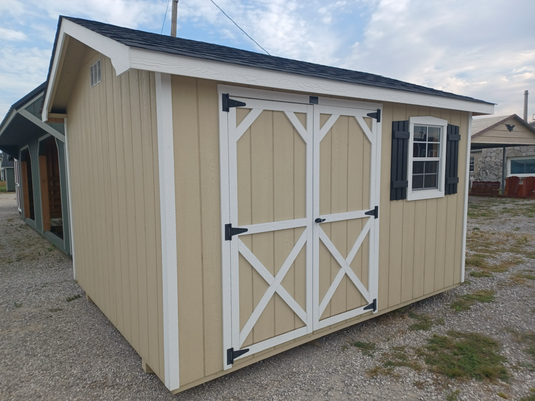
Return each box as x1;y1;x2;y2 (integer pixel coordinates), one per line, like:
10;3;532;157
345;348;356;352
315;218;326;223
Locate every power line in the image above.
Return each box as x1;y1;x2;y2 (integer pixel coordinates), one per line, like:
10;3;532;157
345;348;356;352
160;0;171;34
209;0;270;55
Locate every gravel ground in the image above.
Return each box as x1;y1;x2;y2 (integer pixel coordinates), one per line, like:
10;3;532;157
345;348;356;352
1;192;534;401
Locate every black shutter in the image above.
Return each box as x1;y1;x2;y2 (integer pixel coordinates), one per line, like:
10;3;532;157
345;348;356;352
445;124;460;195
391;121;410;200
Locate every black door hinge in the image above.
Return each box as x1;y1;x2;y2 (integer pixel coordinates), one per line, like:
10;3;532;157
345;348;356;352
364;298;377;312
225;223;248;241
365;206;379;219
367;109;381;122
222;93;247;112
227;347;250;365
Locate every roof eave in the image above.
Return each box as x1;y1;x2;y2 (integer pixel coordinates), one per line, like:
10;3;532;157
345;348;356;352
129;47;495;115
47;18;495;117
42;17;131;122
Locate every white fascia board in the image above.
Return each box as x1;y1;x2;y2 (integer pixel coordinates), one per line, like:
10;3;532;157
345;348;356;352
20;93;44;112
18;109;65;143
129;47;495;115
42;19;130;122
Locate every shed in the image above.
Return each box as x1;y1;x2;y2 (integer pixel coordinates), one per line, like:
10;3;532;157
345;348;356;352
0;83;71;254
0;152;15;191
42;16;495;393
470;114;535;189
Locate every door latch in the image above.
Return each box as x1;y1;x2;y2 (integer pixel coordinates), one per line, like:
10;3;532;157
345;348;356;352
315;218;326;223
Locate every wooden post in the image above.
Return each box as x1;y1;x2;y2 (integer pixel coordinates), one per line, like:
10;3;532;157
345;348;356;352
171;0;179;37
39;155;51;231
21;161;30;218
501;145;506;192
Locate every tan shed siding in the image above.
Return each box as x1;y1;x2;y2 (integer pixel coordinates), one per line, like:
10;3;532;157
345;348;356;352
67;48;164;379
171;76;223;387
378;103;467;310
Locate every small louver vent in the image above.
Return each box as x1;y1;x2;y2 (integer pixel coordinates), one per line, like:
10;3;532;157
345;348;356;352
90;60;101;87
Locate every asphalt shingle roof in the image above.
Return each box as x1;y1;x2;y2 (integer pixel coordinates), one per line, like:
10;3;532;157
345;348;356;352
62;16;492;106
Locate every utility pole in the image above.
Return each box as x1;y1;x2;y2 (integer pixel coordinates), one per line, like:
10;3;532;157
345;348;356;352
171;0;179;37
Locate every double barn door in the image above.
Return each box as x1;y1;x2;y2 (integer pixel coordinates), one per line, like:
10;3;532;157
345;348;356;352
219;88;381;369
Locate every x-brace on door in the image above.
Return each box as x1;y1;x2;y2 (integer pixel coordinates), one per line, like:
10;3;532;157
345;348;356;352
220;89;380;370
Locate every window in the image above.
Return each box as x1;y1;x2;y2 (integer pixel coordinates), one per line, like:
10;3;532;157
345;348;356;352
508;157;535;177
407;116;448;201
470;157;474;172
90;59;101;87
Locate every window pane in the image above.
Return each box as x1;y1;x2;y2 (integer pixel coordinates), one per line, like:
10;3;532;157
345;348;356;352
511;159;535;174
413;143;426;157
427;143;440;157
424;174;437;188
414;125;427;141
425;161;438;173
427;126;441;142
413;161;424;174
413;175;424;189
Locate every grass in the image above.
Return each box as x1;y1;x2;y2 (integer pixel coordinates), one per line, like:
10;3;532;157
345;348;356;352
470;271;494;278
408;311;443;331
349;340;376;356
366;346;422;377
446;389;461;401
0;180;6;192
467;229;535;260
497;392;509;399
14;302;22;308
421;331;509;382
512;331;535;364
66;294;82;302
48;308;63;312
450;289;495;311
383;346;422;371
520;389;535;401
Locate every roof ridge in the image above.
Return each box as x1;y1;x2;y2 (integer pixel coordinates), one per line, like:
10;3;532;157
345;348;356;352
59;16;492;106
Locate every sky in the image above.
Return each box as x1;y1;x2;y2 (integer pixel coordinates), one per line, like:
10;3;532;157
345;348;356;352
0;0;534;123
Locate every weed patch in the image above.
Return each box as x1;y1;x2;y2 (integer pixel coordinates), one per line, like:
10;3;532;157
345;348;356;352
366;346;422;377
408;312;443;331
349;341;376;357
446;389;461;401
66;294;82;302
422;331;509;382
450;290;495;311
470;271;494;278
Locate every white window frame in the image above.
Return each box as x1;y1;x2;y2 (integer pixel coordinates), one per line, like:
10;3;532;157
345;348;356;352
90;59;101;87
407;116;448;201
470;157;475;172
507;156;535;178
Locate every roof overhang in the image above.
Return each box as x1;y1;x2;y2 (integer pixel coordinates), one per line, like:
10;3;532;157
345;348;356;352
44;18;495;121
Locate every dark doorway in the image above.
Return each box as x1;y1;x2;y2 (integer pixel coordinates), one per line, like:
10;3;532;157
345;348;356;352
20;148;35;220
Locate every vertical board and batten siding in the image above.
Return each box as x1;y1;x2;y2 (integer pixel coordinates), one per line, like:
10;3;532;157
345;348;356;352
379;103;466;309
67;49;165;379
168;79;468;392
170;76;224;386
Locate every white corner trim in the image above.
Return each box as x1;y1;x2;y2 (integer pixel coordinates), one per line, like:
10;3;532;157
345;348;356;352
130;48;494;115
63;119;76;274
461;113;473;283
155;72;180;391
43;19;130;121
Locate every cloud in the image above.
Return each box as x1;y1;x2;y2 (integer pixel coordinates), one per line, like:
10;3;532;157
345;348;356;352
341;0;535;118
0;28;27;41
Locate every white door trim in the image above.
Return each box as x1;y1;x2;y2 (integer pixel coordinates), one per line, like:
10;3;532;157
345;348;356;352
219;85;381;367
